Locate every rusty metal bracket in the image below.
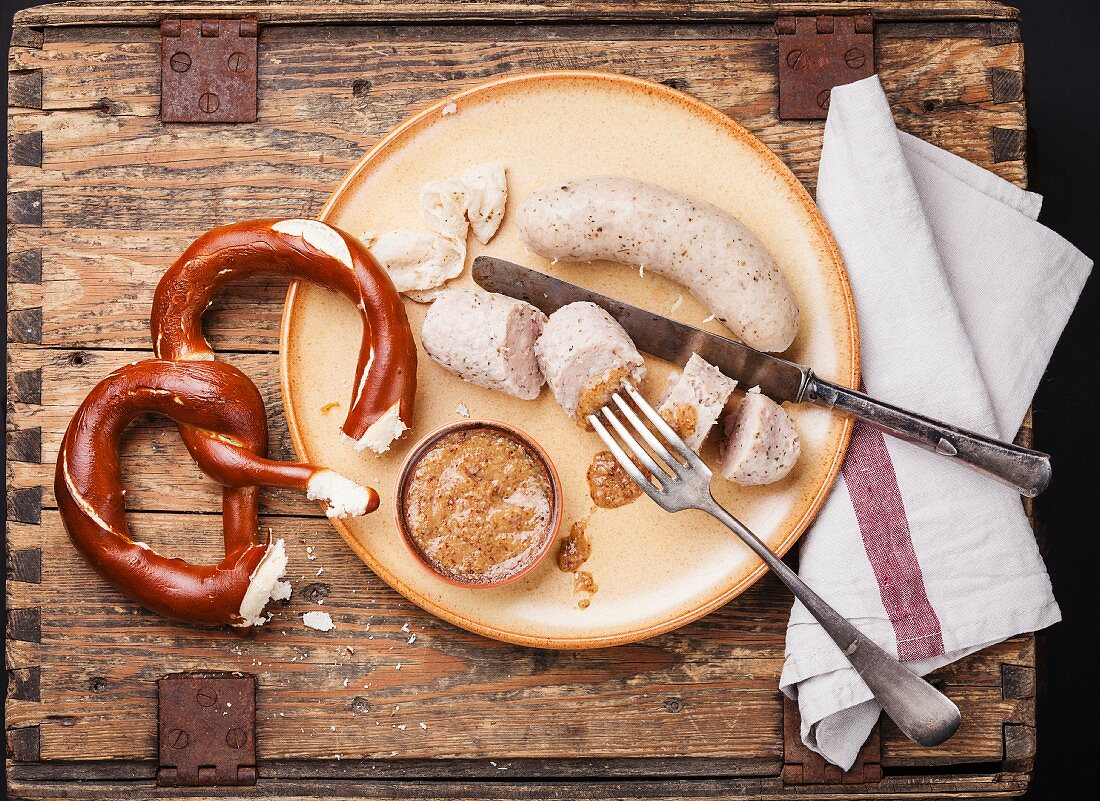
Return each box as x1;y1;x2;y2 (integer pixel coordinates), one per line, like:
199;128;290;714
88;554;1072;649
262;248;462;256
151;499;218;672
776;14;875;120
160;19;258;123
158;673;258;786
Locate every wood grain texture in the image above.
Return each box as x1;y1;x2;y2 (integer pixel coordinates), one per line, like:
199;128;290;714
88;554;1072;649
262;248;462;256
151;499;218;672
7;2;1037;797
5;25;1025;351
15;1;1022;27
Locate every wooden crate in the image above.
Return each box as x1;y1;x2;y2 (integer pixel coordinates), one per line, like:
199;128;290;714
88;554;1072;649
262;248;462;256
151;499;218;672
6;2;1039;798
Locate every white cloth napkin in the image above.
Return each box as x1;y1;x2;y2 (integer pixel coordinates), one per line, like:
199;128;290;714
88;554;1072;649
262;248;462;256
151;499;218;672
779;75;1092;770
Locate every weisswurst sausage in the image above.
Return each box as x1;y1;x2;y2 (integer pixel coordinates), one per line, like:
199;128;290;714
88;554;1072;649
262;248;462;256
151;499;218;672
535;301;646;426
517;177;799;352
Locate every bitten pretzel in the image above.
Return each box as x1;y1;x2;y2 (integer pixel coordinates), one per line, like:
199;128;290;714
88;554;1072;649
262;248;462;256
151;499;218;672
55;359;379;628
151;218;417;453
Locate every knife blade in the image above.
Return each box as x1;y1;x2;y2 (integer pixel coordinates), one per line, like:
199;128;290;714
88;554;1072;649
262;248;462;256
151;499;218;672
472;256;810;403
471;255;1053;498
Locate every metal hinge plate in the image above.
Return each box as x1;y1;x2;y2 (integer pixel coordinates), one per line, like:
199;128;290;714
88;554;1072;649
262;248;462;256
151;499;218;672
160;18;258;123
776;14;875;120
158;673;258;786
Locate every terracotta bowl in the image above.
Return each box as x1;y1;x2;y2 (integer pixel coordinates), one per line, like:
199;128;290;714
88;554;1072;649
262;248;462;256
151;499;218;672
394;419;563;589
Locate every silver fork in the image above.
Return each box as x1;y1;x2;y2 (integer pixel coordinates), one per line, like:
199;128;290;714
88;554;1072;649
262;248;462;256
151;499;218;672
589;381;962;748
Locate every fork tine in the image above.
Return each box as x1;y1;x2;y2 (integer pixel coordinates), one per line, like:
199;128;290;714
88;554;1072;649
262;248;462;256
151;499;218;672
589;414;658;492
622;380;704;467
599;403;674;483
610;393;681;474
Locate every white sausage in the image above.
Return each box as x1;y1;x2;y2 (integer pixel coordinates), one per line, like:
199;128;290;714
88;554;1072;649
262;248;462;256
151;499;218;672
535;301;645;424
720;391;800;485
658;354;737;452
421;288;547;400
517;176;799;352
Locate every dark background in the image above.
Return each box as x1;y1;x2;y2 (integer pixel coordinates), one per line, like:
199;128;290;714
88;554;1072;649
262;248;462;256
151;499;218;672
1;0;1096;797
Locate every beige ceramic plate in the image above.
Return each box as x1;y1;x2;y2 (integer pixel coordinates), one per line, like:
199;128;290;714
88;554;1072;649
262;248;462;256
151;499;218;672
281;71;858;649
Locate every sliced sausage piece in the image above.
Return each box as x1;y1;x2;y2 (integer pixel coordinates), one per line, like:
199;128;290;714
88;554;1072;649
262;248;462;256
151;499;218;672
535;301;646;426
517;176;799;352
421;288;547;400
658;354;738;452
720;391;800;485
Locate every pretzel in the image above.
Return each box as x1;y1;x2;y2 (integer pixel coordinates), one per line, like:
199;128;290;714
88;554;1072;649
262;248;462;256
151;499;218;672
55;359;379;628
151;218;418;453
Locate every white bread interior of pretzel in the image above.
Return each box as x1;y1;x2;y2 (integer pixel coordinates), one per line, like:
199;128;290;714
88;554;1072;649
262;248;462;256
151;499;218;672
236;539;290;628
306;469;376;518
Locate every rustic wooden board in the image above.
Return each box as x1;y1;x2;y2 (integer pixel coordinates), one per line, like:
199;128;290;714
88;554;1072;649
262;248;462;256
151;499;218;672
7;1;1036;798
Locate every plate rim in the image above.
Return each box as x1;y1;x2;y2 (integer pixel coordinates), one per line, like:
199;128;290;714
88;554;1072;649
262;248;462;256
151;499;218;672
280;69;860;649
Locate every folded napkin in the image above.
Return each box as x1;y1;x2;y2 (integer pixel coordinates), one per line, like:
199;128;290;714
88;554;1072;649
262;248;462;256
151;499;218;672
779;75;1092;769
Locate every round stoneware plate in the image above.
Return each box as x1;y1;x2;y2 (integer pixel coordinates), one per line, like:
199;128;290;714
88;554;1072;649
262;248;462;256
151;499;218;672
281;71;859;649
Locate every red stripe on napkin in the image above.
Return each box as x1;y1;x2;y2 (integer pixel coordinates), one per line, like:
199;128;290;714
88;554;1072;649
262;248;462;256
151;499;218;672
841;418;945;661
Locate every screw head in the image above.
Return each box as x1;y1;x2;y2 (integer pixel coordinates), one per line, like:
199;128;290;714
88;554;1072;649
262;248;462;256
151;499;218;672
228;52;247;72
785;49;805;70
844;47;867;69
195;686;218;707
169;52;191;73
198;93;220;114
166;728;190;749
817;89;832;110
663;697;686;713
226;728;248;748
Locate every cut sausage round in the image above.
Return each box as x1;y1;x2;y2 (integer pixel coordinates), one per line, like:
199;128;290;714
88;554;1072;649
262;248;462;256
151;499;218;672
535;301;646;426
720;391;801;485
421;288;547;400
517;176;800;352
658;353;738;452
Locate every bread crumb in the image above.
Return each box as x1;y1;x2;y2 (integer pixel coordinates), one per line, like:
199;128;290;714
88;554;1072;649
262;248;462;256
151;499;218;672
302;611;335;631
456;402;470;418
442;101;457;116
702;313;716;323
670;293;683;313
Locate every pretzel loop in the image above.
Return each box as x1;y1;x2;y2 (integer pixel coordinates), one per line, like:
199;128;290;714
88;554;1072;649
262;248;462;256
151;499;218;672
55;360;362;626
55;219;408;628
151;219;417;452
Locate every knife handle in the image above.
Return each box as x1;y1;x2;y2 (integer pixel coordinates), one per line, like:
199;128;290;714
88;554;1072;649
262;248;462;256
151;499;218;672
803;377;1052;498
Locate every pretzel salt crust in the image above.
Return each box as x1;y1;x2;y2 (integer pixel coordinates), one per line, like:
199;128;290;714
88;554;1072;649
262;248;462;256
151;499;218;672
55;360;379;628
152;219;418;453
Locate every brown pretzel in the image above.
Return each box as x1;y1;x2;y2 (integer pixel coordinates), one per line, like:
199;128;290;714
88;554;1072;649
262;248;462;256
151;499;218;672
151;218;417;452
55;359;379;628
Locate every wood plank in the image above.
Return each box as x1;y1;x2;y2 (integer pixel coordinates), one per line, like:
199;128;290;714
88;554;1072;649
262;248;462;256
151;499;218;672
15;2;1021;28
5;501;1024;766
7;3;1034;790
7;28;1023;351
6;506;790;762
4;504;1029;765
3;773;1031;800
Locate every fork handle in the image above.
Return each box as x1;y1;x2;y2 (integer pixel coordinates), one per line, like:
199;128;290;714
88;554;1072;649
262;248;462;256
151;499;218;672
702;497;961;748
803;376;1051;498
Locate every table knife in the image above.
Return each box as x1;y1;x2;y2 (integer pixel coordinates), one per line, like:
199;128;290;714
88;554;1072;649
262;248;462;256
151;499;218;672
472;256;1051;497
